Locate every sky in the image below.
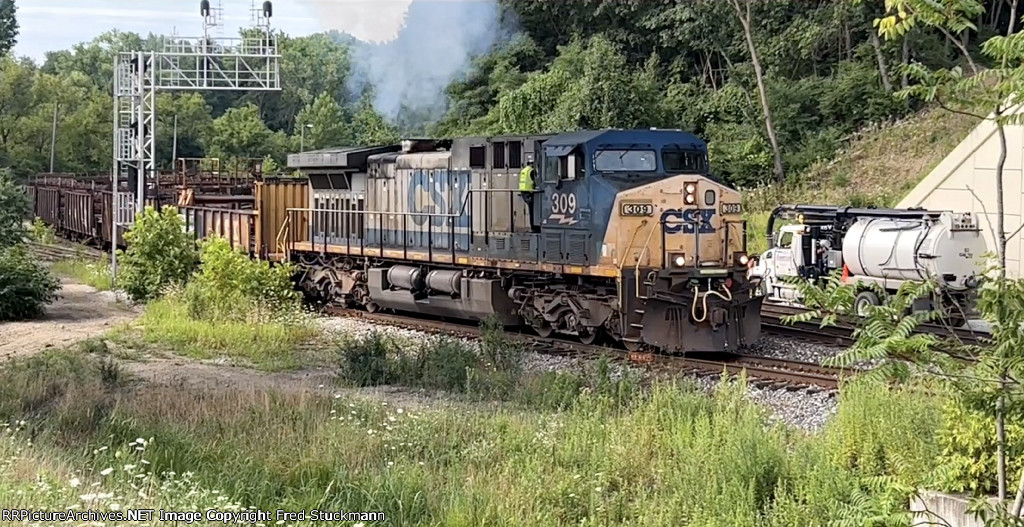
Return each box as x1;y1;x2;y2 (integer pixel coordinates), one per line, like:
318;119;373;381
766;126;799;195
12;0;417;60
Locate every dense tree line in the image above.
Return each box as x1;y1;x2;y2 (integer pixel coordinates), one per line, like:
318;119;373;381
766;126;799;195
1;0;1022;187
0;22;399;178
437;0;1024;187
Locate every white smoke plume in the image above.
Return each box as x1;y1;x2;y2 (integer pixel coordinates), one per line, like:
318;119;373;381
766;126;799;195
298;0;504;123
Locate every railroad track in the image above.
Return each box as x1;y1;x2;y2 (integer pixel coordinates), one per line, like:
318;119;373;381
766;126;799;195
761;302;988;347
326;307;843;391
23;241;105;262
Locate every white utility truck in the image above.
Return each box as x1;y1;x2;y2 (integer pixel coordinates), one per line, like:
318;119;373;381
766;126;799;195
748;205;988;324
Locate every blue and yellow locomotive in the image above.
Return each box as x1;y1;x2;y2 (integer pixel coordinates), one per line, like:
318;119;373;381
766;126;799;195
286;129;762;352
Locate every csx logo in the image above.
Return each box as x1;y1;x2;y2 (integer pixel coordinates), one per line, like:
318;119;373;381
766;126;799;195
662;209;716;234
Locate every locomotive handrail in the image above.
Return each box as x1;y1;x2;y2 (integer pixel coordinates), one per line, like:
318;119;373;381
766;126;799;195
635;221;662;298
286;187;536;258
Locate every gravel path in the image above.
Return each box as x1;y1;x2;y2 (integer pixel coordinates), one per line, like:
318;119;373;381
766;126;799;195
318;316;839;433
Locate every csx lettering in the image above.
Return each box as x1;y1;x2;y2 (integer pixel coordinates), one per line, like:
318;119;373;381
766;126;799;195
408;170;470;228
662;209;716;234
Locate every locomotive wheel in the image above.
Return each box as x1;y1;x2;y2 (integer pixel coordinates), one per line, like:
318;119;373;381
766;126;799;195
623;340;644;352
533;322;554;338
854;291;881;317
579;329;601;346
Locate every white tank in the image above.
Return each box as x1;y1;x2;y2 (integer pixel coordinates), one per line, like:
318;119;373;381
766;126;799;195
841;212;987;290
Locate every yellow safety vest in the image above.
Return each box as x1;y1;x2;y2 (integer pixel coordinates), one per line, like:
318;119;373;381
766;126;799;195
519;166;535;192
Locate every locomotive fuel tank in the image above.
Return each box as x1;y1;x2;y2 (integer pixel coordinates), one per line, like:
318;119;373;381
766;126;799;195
841;213;986;290
387;265;425;291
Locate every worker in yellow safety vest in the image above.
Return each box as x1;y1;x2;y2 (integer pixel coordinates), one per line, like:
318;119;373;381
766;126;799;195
519;161;537;231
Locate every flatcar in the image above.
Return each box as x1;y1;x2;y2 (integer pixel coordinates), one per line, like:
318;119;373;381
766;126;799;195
284;129;762;353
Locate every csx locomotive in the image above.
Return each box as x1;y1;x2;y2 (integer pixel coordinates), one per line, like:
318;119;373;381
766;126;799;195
286;129;762;352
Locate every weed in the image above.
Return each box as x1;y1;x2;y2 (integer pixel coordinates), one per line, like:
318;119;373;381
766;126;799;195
478;315;523;374
50;259;112;291
134;291;317;370
77;337;109;355
0;349;950;527
340;331;395;386
30;217;55;245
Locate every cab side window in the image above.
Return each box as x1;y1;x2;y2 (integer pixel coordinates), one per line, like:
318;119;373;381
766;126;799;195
778;231;794;249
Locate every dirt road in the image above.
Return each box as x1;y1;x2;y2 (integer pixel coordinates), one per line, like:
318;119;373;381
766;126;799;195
0;278;138;360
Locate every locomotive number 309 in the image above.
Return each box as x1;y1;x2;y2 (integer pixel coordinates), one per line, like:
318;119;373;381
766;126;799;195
551;192;578;215
620;203;654;217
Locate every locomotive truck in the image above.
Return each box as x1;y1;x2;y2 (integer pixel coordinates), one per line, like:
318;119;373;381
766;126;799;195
749;205;988;323
284;129;762;353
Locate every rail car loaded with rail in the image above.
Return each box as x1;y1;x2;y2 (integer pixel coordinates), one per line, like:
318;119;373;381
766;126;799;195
282;129;762;353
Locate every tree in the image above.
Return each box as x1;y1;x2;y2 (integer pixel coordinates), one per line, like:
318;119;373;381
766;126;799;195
726;0;786;185
294;93;354;150
876;0;985;73
494;36;664;134
784;272;1024;524
204;104;274;160
0;168;26;247
0;0;16;57
156;93;214;169
351;93;400;146
877;4;1024;503
117;207;197;302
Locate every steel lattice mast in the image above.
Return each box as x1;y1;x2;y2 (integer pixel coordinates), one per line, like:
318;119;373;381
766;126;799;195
111;1;281;279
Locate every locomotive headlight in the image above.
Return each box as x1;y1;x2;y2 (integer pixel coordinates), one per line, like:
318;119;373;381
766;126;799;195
739;254;749;265
684;194;696;204
685;184;696;194
671;253;687;268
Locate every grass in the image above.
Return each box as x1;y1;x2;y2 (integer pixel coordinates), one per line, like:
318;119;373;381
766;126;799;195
0;348;949;527
742;106;981;254
115;293;321;371
50;259;113;291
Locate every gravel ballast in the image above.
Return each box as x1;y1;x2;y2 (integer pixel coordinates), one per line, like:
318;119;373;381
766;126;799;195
320;316;839;433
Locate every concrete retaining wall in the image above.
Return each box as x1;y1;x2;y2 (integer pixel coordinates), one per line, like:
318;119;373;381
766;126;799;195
911;490;1019;527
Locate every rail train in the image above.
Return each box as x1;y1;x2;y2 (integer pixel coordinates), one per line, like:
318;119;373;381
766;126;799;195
25;129;762;353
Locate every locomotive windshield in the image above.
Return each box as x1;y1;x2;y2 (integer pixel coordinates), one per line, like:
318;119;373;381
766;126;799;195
594;150;657;172
663;149;708;174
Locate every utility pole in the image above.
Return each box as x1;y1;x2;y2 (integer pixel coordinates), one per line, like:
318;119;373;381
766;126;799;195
300;123;312;152
49;103;58;173
172;115;178;169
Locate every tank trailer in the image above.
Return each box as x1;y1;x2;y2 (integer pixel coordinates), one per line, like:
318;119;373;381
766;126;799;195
749;205;988;325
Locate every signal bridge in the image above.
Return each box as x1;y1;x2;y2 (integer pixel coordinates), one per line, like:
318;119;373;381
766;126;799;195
111;0;281;276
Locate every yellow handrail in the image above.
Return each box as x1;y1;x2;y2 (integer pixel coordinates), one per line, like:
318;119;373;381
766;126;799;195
634;220;663;298
275;213;292;260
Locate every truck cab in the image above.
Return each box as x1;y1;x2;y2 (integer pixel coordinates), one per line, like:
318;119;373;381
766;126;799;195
749;224;816;303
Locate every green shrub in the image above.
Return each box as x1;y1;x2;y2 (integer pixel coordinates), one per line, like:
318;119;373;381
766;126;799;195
0;169;28;249
340;331;394;386
30;217;55;245
0;244;60;321
117;206;197;302
392;336;480;392
935;398;1024;495
478;315;523;374
185;236;301;322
